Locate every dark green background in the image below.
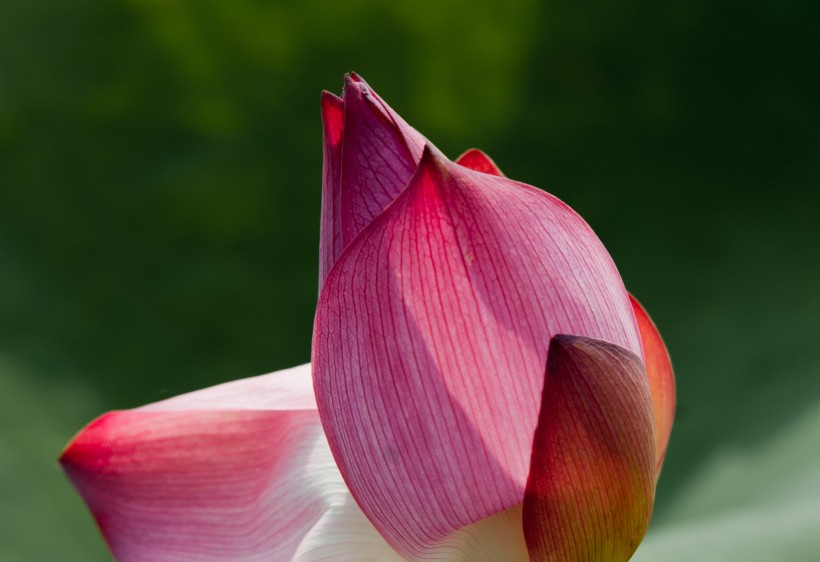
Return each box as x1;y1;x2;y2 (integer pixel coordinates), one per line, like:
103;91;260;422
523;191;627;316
1;1;818;560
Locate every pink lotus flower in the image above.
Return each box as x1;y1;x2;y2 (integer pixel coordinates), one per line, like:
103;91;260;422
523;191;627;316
61;73;675;562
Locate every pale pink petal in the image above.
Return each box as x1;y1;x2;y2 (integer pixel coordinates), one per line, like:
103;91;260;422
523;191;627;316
338;73;427;248
523;336;656;562
630;294;676;470
455;148;504;177
138;362;316;412
319;91;345;287
313;146;641;558
61;364;399;562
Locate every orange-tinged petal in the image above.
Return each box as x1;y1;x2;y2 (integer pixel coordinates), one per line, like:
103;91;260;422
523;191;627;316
630;294;676;470
524;335;656;562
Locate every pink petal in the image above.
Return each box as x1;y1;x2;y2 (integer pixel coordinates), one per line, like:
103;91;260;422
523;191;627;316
523;335;656;562
455;148;505;177
313;146;641;558
630;294;676;470
60;364;401;561
337;73;427;249
319;75;429;287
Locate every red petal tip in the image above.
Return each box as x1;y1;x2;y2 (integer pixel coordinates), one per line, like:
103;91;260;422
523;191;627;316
321;90;343;105
321;91;345;147
455;148;505;177
58;412;111;469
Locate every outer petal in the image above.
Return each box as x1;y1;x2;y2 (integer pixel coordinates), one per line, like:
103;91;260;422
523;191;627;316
523;336;656;562
319;91;345;286
630;294;676;470
455;148;505;177
313;146;641;558
60;364;400;562
338;73;427;249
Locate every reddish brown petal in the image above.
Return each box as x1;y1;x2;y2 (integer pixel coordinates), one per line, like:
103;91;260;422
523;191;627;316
524;335;656;562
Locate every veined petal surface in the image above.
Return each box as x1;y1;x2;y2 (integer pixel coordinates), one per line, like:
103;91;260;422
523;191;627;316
59;364;400;562
338;73;426;250
523;336;656;562
630;294;676;470
313;146;641;558
319;74;428;287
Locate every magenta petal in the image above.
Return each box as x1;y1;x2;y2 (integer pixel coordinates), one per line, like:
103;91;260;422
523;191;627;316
60;365;400;562
338;74;427;248
313;146;641;558
523;336;656;562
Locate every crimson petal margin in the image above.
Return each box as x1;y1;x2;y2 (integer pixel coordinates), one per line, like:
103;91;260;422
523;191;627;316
523;335;656;562
320;91;345;286
59;364;403;562
630;294;676;470
313;145;641;559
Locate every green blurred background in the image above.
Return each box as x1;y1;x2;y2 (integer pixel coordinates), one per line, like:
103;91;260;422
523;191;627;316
1;0;818;560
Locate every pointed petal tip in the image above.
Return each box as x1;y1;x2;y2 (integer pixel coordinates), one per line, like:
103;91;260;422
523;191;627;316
410;144;451;196
343;72;369;100
418;143;448;168
321;90;343;106
58;412;111;470
321;90;345;146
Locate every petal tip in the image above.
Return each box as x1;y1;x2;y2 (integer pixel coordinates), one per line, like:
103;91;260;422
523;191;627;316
455;148;504;177
321;91;345;146
321;90;343;106
58;412;114;474
343;72;369;100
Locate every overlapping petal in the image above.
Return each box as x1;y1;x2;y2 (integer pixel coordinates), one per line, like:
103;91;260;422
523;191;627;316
523;336;656;562
319;74;428;288
63;73;673;562
313;145;642;558
630;294;676;470
59;364;401;562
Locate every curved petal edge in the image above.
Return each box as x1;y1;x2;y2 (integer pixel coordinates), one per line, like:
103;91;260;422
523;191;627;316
455;148;505;177
630;294;676;470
